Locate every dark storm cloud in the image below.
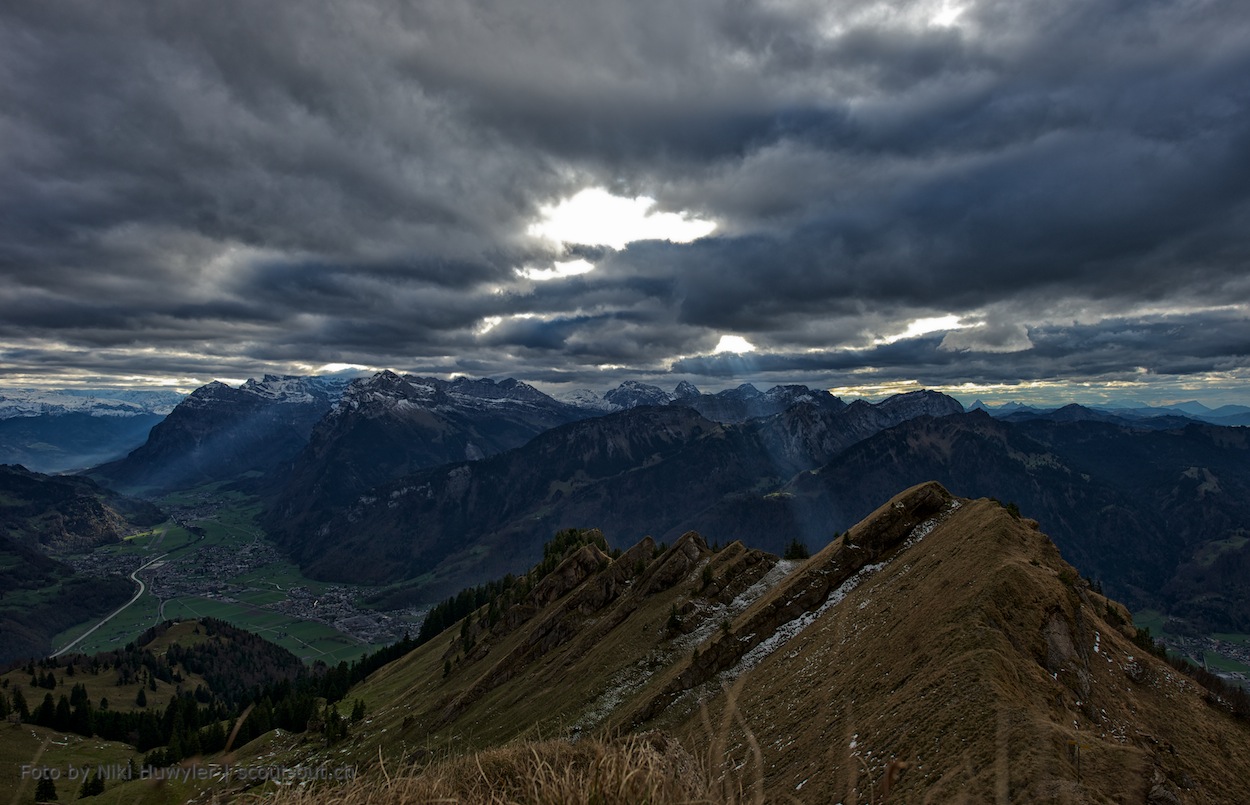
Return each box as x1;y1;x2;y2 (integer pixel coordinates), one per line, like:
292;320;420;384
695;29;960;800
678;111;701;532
1;0;1249;399
672;310;1250;388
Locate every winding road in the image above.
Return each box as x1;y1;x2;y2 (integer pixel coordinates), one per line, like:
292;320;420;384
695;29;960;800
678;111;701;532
49;552;167;658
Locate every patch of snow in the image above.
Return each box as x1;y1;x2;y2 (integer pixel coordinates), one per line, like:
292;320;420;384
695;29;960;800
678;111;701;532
676;559;802;652
722;498;962;679
726;561;888;678
576;558;802;732
0;388;183;419
556;388;619;412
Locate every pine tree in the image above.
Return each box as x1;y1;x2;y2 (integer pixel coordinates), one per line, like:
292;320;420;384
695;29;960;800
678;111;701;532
666;604;682;633
11;686;29;720
783;537;810;560
77;769;105;798
54;695;72;731
35;776;58;802
36;693;55;727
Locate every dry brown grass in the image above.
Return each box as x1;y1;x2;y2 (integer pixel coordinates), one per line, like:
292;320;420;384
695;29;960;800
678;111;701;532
699;677;765;805
247;732;718;805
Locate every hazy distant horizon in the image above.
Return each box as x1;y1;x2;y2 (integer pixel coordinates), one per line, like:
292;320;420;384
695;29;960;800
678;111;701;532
4;374;1248;413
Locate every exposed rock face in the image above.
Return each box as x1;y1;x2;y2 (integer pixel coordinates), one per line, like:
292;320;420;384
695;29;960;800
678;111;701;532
753;391;963;475
628;482;956;723
570;380;846;423
672;381;701;400
529;543;612;609
604;381;674;409
675;383;846;423
637;532;706;595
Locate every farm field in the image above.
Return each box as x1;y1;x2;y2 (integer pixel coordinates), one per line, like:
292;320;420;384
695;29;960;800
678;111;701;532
159;596;380;664
49;483;414;663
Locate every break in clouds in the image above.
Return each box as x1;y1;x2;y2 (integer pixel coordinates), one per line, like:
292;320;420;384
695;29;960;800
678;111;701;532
1;1;1249;402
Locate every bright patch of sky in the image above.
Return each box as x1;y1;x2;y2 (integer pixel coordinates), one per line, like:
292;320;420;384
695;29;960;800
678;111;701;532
714;335;756;354
528;188;717;250
876;315;968;345
827;373;1250;409
930;2;966;28
315;362;373;374
516;259;596;281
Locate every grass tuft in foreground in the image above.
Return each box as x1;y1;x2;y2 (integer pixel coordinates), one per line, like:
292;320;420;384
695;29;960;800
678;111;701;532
244;732;748;805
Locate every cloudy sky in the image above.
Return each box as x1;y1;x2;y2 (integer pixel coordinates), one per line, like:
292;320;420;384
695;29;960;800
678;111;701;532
3;1;1249;404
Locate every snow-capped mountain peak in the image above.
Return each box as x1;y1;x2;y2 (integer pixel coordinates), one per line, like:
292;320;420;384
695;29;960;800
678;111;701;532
0;388;185;419
603;380;674;409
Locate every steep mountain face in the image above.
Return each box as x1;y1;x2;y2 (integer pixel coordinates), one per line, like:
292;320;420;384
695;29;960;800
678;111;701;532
91;375;347;492
774;412;1250;631
0;465;163;662
279;406;733;588
287;391;967;593
554;388;618;412
260;483;1250;804
602;380;674;409
563;380;847;424
674;382;847;423
262;371;590;543
0;464;164;552
752;389;964;474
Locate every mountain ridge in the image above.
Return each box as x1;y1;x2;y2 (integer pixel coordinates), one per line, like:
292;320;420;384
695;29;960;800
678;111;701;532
279;390;967;595
237;482;1250;804
91;375;349;492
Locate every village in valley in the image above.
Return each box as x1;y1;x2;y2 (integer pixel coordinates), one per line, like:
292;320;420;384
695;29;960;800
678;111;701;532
60;490;421;661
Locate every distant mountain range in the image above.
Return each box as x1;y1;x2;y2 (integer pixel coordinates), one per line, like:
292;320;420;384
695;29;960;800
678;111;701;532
6;369;1250;802
264;389;964;597
971;398;1250;427
0;388;183;420
0;388;185;473
91;375;350;492
70;371;1250;632
560;379;846;422
261;371;595;544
